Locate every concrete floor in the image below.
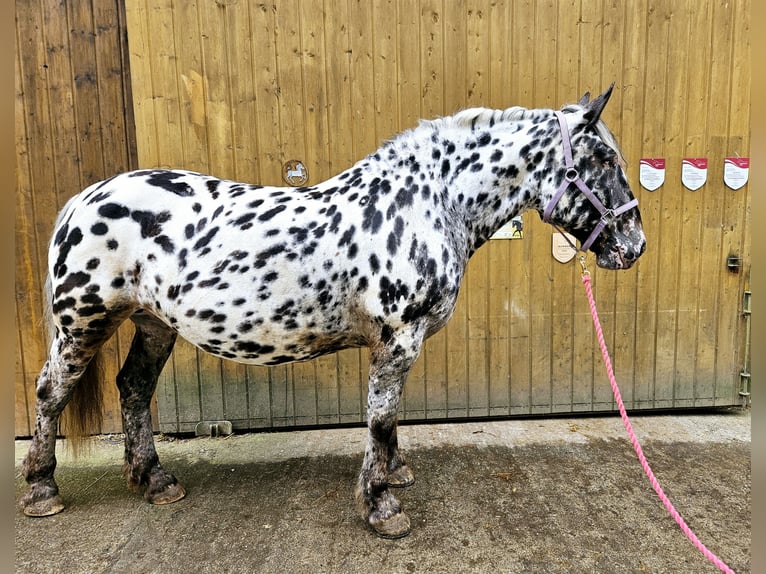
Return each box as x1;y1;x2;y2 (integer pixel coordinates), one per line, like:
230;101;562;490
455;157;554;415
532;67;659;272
15;409;750;573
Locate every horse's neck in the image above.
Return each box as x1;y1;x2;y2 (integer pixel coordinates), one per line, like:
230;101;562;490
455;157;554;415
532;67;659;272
436;122;549;254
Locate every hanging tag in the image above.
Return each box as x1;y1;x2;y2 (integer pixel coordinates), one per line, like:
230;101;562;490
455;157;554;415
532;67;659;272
723;157;749;190
639;158;665;191
552;231;577;263
681;158;707;191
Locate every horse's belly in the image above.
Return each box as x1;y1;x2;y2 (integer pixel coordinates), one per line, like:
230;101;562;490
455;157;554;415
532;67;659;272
164;303;368;367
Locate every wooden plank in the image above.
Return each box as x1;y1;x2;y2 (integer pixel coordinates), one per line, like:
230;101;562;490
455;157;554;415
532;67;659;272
414;0;446;420
300;0;339;425
508;226;532;414
487;239;511;416
199;2;235;175
393;0;424;419
324;0;366;421
619;0;651;408
632;0;669;409
673;0;712;407
609;0;644;410
651;0;692;409
527;0;558;414
507;1;535;414
371;0;397;139
14;17;46;436
93;0;140;427
549;0;579;412
487;0;510;110
249;2;282;184
464;0;491;417
419;0;445;117
574;0;606;412
442;0;469;418
510;0;535;107
713;0;750;405
15;303;32;437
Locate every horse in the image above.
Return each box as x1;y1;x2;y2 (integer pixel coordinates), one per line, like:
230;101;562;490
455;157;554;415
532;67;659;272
20;85;645;539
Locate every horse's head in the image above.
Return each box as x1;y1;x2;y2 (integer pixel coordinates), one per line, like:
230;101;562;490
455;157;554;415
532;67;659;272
542;84;646;269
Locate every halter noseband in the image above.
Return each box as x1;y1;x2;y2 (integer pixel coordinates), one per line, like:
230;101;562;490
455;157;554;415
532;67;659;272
542;111;638;253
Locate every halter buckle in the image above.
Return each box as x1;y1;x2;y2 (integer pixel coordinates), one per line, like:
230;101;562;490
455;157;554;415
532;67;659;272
565;168;579;182
599;208;615;224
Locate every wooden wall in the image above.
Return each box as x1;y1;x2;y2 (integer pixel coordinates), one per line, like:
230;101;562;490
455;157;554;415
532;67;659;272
15;0;751;436
15;0;139;436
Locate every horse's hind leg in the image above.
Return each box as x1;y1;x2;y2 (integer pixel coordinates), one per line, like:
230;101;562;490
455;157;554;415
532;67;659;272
21;334;107;516
117;312;184;505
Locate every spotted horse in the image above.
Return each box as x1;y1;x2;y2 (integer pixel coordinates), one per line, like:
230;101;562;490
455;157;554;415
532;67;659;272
21;85;645;539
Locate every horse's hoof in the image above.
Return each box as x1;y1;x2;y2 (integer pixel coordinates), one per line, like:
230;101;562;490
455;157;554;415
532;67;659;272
387;465;415;488
369;511;411;539
147;482;186;505
23;495;65;517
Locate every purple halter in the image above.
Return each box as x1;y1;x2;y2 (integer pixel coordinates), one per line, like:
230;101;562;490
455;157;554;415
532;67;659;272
542;111;638;253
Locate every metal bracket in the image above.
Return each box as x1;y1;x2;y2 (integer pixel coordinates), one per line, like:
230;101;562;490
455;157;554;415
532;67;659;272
195;420;233;437
739;290;751;402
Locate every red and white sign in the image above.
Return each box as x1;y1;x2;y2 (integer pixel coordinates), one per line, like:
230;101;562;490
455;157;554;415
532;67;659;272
639;158;665;191
681;158;708;191
723;157;749;190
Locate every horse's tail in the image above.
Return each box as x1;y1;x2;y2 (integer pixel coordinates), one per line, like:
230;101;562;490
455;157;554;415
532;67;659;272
44;196;105;457
59;349;105;458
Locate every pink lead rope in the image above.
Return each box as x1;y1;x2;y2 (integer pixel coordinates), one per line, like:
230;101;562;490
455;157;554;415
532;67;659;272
580;261;735;574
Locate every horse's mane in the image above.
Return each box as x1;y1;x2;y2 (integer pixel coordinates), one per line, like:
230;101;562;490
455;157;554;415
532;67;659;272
417;104;627;167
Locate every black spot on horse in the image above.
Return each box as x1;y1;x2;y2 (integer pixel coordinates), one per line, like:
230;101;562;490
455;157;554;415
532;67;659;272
338;225;356;247
53;227;84;278
91;222;108;235
441;159;451;178
77;304;107;317
154;235;175;253
369;254;380;274
131;210;172;238
54;271;90;297
362;201;383;234
52;297;76;314
234;213;257;228
258;205;287;221
254;243;287;268
386;217;404;256
147;171;195;196
193;227;220;251
98;203;130;219
167;285;180;300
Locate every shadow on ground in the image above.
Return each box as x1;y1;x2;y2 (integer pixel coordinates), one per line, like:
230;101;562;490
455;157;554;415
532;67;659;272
15;416;750;573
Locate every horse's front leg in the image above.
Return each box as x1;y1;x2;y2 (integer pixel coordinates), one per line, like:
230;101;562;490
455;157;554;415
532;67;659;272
385;419;415;488
355;326;423;538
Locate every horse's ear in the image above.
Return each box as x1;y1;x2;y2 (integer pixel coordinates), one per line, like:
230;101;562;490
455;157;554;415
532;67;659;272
582;82;615;126
578;92;591;106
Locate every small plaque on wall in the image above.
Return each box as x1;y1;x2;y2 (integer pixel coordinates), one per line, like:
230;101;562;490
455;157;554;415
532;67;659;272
552;231;577;263
491;216;524;239
639;158;665;191
681;158;708;191
723;157;749;190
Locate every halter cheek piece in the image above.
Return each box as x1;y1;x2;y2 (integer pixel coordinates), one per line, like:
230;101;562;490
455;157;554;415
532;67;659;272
542;111;638;253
